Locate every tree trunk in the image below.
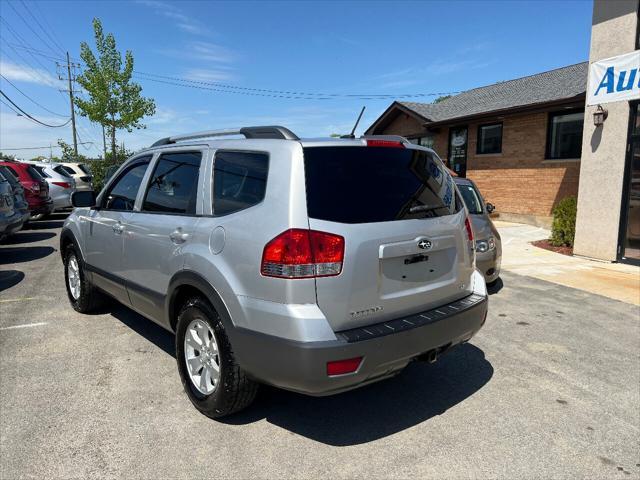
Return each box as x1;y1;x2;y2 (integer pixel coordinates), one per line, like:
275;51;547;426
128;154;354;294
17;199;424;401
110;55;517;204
110;123;116;163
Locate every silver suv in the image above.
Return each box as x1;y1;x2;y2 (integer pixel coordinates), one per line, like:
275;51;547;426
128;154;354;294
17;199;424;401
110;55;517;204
61;126;488;418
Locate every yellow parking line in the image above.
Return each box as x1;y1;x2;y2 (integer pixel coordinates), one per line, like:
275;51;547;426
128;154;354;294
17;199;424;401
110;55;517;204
0;297;40;303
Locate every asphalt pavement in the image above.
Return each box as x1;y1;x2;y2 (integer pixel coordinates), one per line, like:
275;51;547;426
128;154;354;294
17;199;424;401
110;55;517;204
1;214;639;479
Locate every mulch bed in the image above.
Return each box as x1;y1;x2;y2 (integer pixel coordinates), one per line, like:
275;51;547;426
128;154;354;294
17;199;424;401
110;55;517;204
531;239;573;256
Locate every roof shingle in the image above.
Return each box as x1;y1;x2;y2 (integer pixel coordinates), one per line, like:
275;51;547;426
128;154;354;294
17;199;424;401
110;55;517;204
398;62;588;124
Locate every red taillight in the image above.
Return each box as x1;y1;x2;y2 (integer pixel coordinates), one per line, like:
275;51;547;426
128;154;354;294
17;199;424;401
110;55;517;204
327;357;362;376
261;228;345;278
366;139;405;148
464;217;474;242
52;181;71;189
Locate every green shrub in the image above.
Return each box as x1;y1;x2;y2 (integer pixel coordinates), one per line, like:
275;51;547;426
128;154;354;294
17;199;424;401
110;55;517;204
550;196;577;247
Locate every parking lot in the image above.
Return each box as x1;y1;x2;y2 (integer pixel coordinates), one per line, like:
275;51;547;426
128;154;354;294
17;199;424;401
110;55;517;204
1;214;639;479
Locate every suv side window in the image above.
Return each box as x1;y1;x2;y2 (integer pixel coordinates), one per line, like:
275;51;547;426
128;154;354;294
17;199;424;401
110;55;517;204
213;151;268;216
103;158;151;211
142;151;202;215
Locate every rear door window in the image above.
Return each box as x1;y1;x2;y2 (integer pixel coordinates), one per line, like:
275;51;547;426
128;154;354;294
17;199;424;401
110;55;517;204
212;151;268;215
142;152;202;215
303;146;459;224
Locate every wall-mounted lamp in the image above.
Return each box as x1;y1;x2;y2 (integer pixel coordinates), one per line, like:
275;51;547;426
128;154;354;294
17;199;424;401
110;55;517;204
593;104;608;127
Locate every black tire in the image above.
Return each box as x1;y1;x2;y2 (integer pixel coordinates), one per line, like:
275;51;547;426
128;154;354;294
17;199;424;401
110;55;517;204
63;244;106;313
487;277;500;288
175;296;258;418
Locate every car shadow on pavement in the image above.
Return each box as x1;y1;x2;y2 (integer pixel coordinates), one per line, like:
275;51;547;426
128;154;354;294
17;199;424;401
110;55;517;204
0;270;25;291
24;220;65;230
106;303;493;446
1;231;57;245
109;303;176;357
0;246;55;264
224;343;493;446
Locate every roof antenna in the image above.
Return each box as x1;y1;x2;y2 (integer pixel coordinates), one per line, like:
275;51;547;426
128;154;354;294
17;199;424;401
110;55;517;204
341;106;366;139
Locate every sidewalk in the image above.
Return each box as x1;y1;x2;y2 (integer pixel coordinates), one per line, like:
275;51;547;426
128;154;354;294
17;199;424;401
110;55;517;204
495;221;640;306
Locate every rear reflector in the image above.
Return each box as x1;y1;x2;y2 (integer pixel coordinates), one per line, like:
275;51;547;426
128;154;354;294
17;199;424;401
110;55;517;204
52;181;71;189
327;357;362;376
261;228;345;278
366;139;405;148
464;217;474;242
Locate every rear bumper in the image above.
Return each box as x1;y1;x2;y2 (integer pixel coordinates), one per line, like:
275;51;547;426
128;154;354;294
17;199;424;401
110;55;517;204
231;290;488;396
29;199;54;216
0;212;26;235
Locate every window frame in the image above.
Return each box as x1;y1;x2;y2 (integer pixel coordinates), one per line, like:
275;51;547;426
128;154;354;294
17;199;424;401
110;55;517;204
476;122;503;155
211;149;270;217
140;150;204;217
100;156;152;212
545;108;585;160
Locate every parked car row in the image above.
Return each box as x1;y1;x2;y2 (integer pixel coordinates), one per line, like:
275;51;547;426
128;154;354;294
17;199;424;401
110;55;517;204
0;159;93;238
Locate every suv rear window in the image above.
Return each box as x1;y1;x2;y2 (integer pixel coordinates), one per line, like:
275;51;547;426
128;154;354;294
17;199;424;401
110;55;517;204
303;146;460;224
54;165;75;177
27;165;46;181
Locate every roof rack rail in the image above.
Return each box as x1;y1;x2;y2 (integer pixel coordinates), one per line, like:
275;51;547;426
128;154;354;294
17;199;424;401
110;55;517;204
361;134;410;144
151;125;299;147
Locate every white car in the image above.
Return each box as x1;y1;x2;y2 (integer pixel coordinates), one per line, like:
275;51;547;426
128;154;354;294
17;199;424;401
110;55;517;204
57;162;93;191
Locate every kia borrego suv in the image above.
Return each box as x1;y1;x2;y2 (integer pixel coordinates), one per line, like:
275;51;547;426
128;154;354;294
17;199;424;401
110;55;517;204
61;126;488;418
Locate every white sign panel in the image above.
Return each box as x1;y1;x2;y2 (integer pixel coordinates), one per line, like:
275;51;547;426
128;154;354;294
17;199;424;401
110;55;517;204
587;50;640;106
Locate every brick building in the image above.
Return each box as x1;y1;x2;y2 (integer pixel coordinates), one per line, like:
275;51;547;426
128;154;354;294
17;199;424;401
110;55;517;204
365;63;588;227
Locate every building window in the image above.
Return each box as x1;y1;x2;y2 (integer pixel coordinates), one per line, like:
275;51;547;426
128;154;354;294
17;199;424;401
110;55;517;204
546;110;584;159
408;136;434;149
476;123;502;154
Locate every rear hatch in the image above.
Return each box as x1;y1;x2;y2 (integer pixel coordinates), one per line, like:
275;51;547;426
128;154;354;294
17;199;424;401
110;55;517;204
303;142;475;332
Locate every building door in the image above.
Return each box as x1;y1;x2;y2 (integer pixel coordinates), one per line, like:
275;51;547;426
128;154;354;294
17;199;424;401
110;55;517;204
619;101;640;265
448;126;468;177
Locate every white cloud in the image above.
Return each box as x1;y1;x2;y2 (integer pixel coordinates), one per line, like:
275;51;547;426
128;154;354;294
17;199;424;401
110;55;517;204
182;68;234;82
136;0;210;36
0;61;59;87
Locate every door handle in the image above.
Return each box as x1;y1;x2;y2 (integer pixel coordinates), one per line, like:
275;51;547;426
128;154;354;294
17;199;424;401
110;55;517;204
112;222;124;234
169;228;189;244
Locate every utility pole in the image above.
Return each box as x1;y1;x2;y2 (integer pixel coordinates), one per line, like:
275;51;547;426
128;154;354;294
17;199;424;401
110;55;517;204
57;53;79;157
66;52;78;156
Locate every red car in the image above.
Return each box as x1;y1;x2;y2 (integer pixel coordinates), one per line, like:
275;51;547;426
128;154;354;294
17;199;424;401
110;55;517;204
0;160;54;220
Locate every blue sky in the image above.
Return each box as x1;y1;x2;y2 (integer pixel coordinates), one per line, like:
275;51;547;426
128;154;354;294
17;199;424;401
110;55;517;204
1;0;593;160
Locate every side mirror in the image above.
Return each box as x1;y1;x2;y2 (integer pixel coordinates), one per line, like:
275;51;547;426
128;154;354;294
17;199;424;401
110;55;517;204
72;190;97;208
485;202;495;214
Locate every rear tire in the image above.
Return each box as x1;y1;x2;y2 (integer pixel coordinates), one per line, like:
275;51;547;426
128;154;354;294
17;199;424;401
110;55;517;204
175;296;258;418
63;244;106;313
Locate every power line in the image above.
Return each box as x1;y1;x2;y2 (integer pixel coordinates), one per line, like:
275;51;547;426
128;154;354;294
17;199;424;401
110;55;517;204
0;142;93;151
0;74;67;117
0;97;21;115
5;1;60;57
135;71;459;99
19;0;66;57
0;90;71;127
9;44;461;100
31;1;68;55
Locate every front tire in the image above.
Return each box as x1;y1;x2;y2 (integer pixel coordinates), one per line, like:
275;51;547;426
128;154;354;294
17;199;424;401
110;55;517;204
175;297;258;418
63;244;105;313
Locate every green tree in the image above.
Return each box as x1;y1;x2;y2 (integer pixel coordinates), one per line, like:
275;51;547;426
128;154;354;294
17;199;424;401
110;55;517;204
75;18;155;162
57;139;87;161
433;95;451;104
